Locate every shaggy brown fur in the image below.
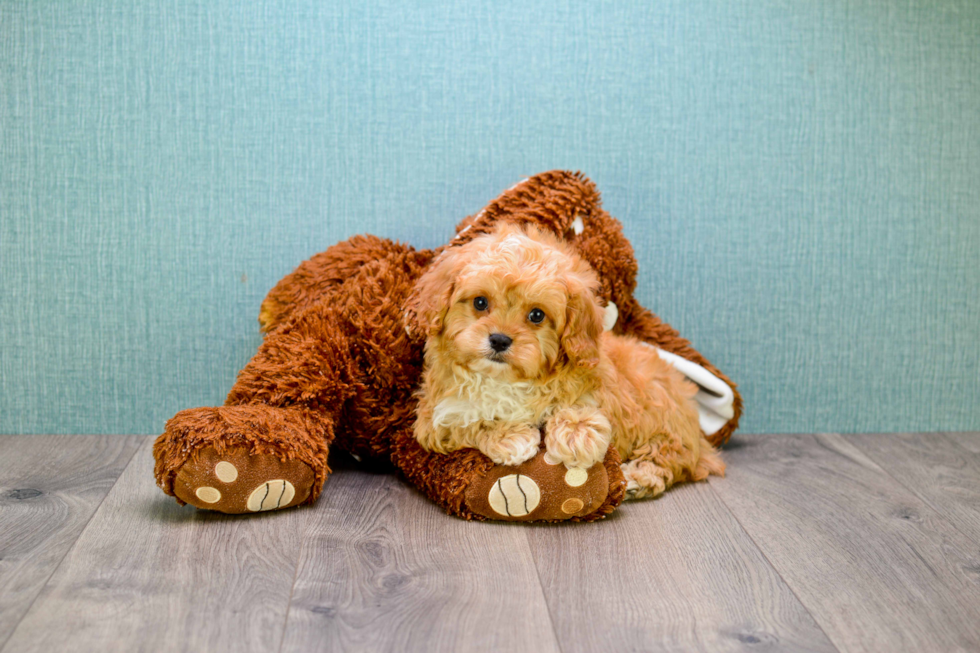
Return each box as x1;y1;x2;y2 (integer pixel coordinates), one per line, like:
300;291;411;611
153;170;741;521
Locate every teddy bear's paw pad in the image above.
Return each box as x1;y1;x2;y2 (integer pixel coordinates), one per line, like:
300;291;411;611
488;474;541;517
173;446;314;514
564;467;589;487
465;451;609;522
246;480;295;512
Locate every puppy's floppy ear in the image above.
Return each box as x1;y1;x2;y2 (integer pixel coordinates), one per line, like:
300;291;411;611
405;247;459;337
560;269;605;369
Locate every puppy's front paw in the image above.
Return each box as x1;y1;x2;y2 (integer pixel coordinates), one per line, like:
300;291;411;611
481;425;541;466
545;407;612;470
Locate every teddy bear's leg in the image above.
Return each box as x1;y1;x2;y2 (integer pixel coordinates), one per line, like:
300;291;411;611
389;425;627;522
154;300;360;514
154;404;331;513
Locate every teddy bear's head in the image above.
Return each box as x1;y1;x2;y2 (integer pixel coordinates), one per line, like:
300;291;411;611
405;170;640;339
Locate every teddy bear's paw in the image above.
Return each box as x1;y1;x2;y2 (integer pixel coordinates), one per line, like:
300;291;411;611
172;445;315;514
464;449;609;521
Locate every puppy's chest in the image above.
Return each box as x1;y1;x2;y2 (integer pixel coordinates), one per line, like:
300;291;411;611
432;377;553;428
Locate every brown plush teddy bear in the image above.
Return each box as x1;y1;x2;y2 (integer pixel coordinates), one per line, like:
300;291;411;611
153;171;741;521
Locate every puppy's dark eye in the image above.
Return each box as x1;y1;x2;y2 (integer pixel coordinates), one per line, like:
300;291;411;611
528;308;546;324
473;296;489;311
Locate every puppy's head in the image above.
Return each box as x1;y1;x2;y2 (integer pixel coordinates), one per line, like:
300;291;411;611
410;225;605;380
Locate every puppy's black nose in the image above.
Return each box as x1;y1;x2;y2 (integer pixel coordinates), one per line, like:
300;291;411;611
488;333;512;353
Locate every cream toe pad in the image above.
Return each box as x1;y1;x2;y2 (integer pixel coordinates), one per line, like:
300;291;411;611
247;480;296;512
196;486;221;503
562;498;584;514
214;461;238;483
564;467;588;487
488;474;541;517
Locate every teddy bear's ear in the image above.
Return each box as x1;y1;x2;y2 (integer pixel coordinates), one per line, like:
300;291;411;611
404;248;459;338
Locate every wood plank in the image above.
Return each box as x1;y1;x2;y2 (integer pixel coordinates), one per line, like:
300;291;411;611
527;481;837;653
944;431;980;455
280;466;561;653
848;432;980;542
3;436;313;653
713;433;980;653
0;435;141;649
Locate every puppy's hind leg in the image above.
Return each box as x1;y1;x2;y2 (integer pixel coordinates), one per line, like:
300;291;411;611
621;451;673;500
693;437;726;480
621;437;725;500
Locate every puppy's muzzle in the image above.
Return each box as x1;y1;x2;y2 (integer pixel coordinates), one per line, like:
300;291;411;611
488;333;512;353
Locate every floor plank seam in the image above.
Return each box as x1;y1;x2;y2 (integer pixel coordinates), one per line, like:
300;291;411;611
523;528;566;653
844;432;980;547
276;515;310;653
706;480;843;653
0;435;144;653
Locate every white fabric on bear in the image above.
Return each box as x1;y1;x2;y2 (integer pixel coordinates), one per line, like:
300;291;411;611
602;302;619;331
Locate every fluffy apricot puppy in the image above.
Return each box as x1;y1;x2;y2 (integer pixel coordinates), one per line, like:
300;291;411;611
412;225;725;499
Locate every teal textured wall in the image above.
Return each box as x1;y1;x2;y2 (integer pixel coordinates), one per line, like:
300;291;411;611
1;1;978;435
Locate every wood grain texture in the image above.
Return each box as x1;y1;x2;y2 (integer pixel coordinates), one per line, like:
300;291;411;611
848;432;980;542
944;432;980;455
3;437;313;653
0;435;141;650
713;433;980;653
5;433;980;653
527;481;838;653
281;466;560;653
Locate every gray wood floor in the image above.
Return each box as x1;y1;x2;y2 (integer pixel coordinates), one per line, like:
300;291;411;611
1;433;978;653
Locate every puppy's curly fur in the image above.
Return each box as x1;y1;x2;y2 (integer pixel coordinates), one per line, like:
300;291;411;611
413;225;724;499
